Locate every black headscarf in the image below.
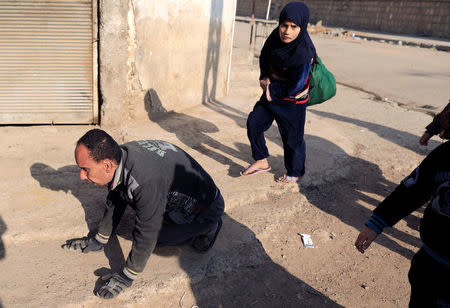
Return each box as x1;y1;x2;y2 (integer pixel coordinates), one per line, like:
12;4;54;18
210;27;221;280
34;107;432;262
260;2;316;69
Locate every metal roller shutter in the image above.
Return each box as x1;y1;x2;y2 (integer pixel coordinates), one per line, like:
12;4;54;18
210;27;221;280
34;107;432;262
0;0;97;124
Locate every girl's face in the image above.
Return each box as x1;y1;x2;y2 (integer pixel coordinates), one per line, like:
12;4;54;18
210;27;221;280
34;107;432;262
279;20;301;43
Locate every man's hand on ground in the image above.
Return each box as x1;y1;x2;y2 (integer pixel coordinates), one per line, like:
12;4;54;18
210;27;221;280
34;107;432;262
61;237;103;253
96;272;133;299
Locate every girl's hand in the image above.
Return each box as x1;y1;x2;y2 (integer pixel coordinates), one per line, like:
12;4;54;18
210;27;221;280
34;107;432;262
259;78;270;91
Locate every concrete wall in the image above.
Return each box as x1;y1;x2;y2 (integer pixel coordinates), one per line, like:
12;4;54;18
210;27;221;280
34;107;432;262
237;0;450;39
100;0;236;126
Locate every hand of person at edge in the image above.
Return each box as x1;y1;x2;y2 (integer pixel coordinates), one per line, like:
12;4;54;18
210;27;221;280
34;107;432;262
355;226;378;253
419;132;432;146
259;78;270;91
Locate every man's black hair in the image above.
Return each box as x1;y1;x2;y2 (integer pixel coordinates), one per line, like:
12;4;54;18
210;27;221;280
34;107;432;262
77;129;122;163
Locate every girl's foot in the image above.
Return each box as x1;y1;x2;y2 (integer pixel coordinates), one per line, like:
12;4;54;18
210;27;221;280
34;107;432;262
276;175;300;183
240;159;270;176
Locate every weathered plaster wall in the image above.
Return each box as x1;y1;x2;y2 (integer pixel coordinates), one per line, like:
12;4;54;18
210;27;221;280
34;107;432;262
100;0;237;126
99;0;129;127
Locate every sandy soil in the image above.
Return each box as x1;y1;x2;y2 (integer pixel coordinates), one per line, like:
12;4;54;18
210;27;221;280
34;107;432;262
0;32;447;307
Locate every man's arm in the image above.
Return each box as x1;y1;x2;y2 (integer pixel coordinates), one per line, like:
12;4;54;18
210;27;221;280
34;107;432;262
95;190;127;245
96;181;167;299
122;180;167;280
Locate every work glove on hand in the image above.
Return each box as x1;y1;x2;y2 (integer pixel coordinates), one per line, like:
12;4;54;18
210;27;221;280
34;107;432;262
61;237;103;253
96;272;133;299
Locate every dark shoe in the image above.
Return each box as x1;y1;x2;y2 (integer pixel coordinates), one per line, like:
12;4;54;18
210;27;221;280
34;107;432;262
192;218;223;252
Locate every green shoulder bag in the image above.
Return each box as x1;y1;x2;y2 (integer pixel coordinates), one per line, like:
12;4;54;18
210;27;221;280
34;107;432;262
307;56;336;106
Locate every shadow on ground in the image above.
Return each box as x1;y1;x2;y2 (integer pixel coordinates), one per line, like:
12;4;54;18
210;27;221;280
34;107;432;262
197;98;423;259
29;162;342;306
30;163;131;273
0;216;5;260
146;90;290;179
156;214;344;307
309;109;441;154
300;135;422;260
146;89;251;177
0;216;5;308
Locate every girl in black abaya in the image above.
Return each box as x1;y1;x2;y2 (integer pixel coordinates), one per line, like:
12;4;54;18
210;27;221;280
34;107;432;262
241;2;316;184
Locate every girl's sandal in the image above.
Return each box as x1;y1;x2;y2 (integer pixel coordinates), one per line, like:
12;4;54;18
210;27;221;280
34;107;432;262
276;175;299;184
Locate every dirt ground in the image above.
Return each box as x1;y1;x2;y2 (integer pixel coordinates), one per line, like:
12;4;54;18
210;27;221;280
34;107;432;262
0;29;448;307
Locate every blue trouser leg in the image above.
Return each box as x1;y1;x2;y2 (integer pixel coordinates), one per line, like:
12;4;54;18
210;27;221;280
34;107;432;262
246;99;275;161
270;101;307;177
246;97;307;177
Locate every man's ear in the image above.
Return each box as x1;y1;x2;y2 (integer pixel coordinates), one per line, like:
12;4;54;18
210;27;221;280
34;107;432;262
103;159;114;173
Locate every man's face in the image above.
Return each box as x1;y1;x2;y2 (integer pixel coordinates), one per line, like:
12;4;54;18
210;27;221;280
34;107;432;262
75;144;114;186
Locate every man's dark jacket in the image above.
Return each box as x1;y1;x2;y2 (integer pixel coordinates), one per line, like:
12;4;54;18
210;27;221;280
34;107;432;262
94;140;219;277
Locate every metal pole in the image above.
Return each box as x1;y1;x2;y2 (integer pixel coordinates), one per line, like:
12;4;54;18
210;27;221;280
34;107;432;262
249;0;255;51
265;0;271;20
226;0;237;95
